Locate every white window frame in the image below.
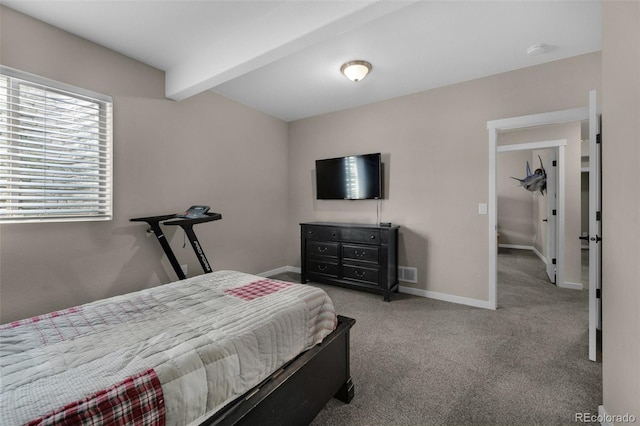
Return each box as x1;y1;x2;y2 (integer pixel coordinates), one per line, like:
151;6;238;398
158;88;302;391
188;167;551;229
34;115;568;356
0;66;113;223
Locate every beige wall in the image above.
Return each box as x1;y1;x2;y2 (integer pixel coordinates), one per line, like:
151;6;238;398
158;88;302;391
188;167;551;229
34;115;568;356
288;53;600;302
0;7;289;323
601;0;640;421
497;150;535;246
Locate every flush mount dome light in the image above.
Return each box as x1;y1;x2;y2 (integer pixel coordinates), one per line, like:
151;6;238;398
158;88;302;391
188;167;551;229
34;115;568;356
526;43;549;56
340;60;372;82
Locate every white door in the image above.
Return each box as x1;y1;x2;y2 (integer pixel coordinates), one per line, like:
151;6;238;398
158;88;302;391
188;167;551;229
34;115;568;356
588;90;601;362
545;151;557;284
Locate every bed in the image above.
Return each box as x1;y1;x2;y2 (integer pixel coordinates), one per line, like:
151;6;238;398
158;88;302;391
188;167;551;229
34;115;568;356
0;270;355;425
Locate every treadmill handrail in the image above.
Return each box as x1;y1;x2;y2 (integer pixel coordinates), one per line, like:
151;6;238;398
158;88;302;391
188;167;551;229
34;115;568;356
130;211;222;280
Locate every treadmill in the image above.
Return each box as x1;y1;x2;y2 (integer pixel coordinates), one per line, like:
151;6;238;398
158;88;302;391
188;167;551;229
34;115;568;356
131;206;221;280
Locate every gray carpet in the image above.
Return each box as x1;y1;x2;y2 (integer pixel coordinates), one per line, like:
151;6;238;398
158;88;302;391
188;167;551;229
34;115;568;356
271;248;602;425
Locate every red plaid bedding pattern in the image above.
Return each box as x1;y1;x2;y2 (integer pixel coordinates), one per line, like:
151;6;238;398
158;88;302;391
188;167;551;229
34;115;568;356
224;279;293;301
27;369;165;426
0;306;81;331
0;293;163;347
1;270;337;426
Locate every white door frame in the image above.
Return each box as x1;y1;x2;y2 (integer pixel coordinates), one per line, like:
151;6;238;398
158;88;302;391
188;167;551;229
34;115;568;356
545;150;558;284
588;90;601;362
497;141;566;289
487;106;589;310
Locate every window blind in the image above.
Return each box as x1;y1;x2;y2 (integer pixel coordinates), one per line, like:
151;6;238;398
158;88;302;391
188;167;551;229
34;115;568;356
0;66;113;223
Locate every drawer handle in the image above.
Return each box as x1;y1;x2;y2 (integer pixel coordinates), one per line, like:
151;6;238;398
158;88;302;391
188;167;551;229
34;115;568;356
354;270;366;278
308;230;314;235
318;246;328;253
370;235;376;240
331;232;336;237
354;250;365;258
317;265;328;272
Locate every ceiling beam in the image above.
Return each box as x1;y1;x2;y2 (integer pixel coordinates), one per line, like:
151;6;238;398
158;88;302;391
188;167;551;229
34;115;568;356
165;1;416;101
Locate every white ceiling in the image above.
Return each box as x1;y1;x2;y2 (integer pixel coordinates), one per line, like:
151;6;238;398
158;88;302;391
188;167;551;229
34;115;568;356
3;1;602;122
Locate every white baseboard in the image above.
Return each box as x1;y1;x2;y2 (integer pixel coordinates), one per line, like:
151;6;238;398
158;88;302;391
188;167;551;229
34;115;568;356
499;244;548;264
287;266;302;274
266;264;580;304
598;406;613;426
559;281;584;290
258;265;300;277
399;286;492;309
499;243;533;250
499;245;583;291
264;266;492;309
531;246;547;264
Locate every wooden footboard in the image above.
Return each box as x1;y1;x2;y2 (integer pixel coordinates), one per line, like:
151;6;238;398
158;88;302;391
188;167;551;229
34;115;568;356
202;315;356;425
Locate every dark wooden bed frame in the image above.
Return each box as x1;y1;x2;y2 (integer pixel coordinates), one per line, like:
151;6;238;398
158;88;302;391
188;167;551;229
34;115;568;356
202;315;356;425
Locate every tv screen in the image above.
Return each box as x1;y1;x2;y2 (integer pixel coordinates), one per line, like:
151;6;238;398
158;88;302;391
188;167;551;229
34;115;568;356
316;153;382;200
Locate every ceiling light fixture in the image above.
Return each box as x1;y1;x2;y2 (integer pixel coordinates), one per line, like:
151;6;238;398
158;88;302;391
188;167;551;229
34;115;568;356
526;43;549;56
340;60;372;82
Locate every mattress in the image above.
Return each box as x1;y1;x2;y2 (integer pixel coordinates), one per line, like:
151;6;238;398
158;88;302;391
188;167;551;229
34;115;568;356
0;270;337;425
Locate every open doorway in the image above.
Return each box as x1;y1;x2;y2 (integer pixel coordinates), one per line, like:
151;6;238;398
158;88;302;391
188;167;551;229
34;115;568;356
495;121;585;293
497;145;563;285
487;92;601;361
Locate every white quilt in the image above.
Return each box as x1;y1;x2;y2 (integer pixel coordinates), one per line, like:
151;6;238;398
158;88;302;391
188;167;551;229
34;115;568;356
0;271;337;425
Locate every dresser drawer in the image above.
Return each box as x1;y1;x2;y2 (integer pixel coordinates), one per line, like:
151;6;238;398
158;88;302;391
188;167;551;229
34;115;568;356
301;222;398;301
341;228;381;244
342;244;379;263
308;241;339;258
303;225;341;241
342;264;379;285
306;259;339;278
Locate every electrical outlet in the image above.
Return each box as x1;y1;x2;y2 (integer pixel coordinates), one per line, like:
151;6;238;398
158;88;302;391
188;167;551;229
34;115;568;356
478;203;487;215
181;264;188;275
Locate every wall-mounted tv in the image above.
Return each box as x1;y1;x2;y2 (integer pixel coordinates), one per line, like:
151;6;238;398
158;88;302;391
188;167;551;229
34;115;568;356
316;153;382;200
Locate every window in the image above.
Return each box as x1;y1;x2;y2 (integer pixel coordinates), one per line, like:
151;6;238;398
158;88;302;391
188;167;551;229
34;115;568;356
0;66;112;223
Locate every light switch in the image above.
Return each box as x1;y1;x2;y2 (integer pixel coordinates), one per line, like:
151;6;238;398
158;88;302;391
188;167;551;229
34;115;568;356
478;203;487;215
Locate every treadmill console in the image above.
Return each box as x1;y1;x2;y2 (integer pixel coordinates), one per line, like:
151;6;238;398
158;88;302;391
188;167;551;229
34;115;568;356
183;205;210;218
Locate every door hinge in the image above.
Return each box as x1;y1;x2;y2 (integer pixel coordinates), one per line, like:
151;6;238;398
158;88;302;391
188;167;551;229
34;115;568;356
552;258;557;265
596;211;601;221
552;160;557;167
552;209;557;216
596;289;601;299
597;133;602;144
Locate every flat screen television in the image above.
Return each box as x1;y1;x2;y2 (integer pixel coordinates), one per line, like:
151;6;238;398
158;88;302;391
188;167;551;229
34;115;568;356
316;153;382;200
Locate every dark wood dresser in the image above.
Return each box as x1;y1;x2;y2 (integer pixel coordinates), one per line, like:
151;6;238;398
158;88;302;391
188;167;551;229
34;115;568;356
300;222;399;301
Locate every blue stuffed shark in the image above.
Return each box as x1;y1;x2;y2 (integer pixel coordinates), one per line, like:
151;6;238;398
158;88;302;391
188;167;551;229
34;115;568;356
512;155;546;195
